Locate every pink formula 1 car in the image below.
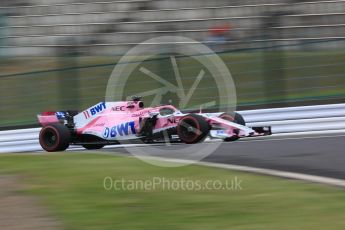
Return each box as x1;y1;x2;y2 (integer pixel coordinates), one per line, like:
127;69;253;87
37;97;271;152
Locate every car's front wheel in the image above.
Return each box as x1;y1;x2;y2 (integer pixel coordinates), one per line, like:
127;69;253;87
177;114;210;144
220;112;245;142
39;123;71;152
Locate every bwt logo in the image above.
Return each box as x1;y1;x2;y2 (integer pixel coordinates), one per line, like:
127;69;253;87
103;121;136;138
84;102;106;119
91;102;106;115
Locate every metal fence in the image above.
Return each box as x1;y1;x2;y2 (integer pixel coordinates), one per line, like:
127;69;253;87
0;0;345;127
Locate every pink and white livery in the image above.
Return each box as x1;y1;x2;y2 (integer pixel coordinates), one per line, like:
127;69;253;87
37;97;271;152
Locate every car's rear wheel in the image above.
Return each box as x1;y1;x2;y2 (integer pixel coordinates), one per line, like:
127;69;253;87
177;114;210;144
220;112;245;142
39;123;71;152
82;144;105;150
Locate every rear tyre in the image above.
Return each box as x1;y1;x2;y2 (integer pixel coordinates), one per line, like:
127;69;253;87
177;114;210;144
220;112;245;142
39;123;71;152
82;144;105;150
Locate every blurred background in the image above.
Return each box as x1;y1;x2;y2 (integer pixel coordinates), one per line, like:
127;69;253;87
0;0;345;127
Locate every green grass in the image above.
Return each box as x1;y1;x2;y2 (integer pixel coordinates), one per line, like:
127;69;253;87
1;51;345;126
0;51;345;126
0;153;345;230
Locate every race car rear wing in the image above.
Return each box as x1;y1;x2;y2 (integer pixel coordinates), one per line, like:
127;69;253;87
37;111;60;126
37;111;77;126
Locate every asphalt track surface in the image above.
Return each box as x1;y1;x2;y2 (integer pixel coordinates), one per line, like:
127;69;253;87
100;133;345;180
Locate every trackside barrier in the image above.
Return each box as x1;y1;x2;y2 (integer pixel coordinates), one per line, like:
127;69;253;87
1;103;345;153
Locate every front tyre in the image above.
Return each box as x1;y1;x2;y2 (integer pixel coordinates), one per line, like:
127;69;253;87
220;112;245;142
177;114;210;144
39;123;71;152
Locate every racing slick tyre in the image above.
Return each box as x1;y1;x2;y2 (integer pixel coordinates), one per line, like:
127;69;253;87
39;123;71;152
220;112;245;142
177;114;210;144
82;144;105;150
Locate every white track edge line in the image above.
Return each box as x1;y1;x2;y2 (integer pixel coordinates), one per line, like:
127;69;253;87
6;150;345;188
124;155;345;188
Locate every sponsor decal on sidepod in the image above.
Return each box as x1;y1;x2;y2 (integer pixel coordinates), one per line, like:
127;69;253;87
103;121;136;138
